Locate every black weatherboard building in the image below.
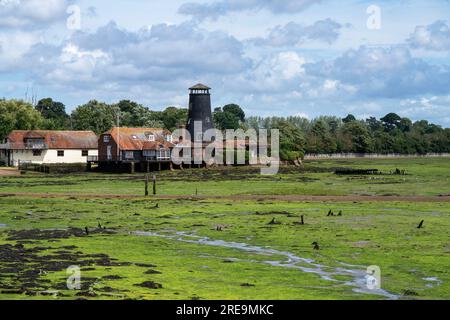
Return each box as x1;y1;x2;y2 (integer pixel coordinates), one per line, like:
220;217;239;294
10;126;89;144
187;84;214;142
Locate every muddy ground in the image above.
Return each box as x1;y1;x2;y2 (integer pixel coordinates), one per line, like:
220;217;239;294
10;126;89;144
0;228;163;298
1;192;449;202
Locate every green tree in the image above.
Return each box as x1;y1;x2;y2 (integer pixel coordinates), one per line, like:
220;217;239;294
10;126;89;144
273;120;305;162
71;100;118;134
0;99;44;140
342;114;356;123
114;100;152;127
381;113;402;131
160;107;188;131
214;104;246;130
341;121;373;153
35;98;70;130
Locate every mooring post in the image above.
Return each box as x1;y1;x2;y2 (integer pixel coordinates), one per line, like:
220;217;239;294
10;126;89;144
145;174;149;196
152;175;156;195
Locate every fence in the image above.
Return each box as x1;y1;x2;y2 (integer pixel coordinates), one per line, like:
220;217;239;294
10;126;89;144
303;153;450;160
18;162;88;174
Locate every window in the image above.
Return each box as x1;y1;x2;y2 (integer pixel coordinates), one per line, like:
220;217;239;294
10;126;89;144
148;134;155;142
196;133;203;142
166;135;172;142
57;150;64;157
132;135;138;139
103;135;110;143
143;150;156;157
206;117;211;123
125;151;134;159
82;150;89;157
33;150;42;156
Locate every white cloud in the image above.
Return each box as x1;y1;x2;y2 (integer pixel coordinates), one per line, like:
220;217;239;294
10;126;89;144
251;19;345;46
178;0;322;20
0;30;40;71
408;20;450;51
0;0;70;28
305;46;450;98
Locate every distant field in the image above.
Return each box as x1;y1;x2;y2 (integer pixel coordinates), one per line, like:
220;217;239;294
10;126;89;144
0;158;449;197
0;158;449;300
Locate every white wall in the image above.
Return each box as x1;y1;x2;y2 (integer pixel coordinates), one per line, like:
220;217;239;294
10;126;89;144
9;149;98;166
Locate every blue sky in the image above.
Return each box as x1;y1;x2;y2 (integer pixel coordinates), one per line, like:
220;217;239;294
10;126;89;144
1;0;450;126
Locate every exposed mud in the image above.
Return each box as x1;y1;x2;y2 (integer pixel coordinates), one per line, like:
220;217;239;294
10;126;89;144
135;281;163;289
0;229;162;298
6;227;115;241
1;192;449;202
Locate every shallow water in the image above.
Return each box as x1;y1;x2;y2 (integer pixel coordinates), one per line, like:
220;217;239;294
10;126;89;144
134;230;398;299
423;277;443;288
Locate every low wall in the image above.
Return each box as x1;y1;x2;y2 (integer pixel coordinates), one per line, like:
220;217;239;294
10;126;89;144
303;153;450;160
19;163;88;174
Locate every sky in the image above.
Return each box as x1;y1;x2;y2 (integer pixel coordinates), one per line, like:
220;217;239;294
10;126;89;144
1;0;450;126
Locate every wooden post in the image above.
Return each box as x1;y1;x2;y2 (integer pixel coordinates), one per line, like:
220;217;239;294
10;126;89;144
145;174;149;196
300;215;304;225
152;175;156;195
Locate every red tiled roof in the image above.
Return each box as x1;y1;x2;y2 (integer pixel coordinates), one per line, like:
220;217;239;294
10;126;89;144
6;130;98;149
104;127;174;150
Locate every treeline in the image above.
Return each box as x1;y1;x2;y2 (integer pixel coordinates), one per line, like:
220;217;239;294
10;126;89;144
246;114;450;159
0;98;187;140
1;98;449;161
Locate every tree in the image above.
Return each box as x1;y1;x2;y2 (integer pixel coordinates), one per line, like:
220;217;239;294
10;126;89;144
35;98;70;130
307;120;337;153
160;107;188;131
223;104;245;122
381;113;401;131
399;118;412;132
273;120;305;162
365;117;383;132
341;121;373;153
0;99;44;140
71;100;118;134
342;114;356;123
114;100;152;127
214;104;246;130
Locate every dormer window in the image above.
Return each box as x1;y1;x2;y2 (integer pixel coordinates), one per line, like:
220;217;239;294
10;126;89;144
166;135;172;142
131;135;138;139
148;134;155;142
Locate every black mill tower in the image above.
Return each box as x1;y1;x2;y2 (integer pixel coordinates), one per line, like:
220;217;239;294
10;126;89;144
187;83;214;142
